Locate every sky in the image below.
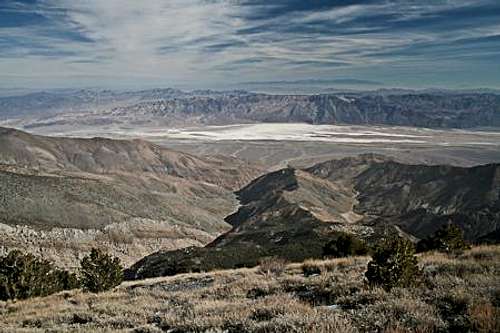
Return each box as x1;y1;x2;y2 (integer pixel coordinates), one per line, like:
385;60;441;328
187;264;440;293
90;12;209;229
1;0;500;91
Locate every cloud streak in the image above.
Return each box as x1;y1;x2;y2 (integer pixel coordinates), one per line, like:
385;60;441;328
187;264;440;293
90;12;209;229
0;0;499;89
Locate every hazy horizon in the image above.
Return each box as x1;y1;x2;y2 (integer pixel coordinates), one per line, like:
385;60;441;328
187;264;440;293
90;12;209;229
1;84;500;98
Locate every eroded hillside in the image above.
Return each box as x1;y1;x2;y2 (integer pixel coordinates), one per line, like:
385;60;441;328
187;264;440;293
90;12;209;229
127;154;500;279
0;127;262;267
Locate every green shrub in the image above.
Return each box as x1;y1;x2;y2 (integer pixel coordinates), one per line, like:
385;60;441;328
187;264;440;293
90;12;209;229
417;224;470;254
0;250;78;301
365;236;421;291
53;269;80;291
80;248;123;293
323;232;368;258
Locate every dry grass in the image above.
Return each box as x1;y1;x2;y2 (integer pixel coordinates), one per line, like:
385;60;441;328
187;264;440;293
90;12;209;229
300;257;368;277
468;302;500;333
0;246;499;332
257;257;288;277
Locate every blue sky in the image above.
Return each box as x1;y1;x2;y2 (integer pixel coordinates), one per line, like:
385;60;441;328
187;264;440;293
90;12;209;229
1;0;499;90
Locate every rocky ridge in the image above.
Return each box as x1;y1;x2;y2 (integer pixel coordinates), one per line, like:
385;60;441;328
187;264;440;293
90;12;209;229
127;154;500;279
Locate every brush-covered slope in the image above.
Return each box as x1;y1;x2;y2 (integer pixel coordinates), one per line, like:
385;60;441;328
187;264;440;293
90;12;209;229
0;127;261;267
4;246;500;333
127;155;500;279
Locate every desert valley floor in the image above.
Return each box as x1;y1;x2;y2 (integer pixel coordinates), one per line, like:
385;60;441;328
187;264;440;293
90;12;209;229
24;123;500;169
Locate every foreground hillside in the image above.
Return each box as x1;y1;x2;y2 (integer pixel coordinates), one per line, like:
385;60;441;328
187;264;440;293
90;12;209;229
1;246;498;332
0;127;261;267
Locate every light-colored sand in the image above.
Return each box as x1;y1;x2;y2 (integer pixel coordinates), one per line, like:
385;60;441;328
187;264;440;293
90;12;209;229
34;123;500;146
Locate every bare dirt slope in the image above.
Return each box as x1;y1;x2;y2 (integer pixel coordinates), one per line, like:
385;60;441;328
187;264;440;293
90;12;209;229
0;127;262;267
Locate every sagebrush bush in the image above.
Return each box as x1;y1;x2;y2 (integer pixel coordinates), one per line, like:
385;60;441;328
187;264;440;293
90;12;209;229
323;232;368;258
302;260;322;277
0;250;78;301
365;236;421;291
417;223;470;254
257;257;287;276
80;248;123;293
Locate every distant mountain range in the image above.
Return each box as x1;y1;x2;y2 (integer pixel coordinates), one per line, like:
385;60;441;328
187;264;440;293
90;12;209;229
126;154;500;279
240;78;384;86
1;88;500;129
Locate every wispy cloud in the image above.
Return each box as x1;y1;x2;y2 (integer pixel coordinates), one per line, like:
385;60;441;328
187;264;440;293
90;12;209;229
0;0;499;89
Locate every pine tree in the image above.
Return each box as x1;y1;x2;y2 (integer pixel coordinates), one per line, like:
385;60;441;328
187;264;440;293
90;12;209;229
365;236;421;291
0;250;77;301
80;248;123;293
417;224;470;254
323;232;368;258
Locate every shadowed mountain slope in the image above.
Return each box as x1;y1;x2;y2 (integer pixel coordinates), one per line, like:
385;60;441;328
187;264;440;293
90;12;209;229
127;154;500;279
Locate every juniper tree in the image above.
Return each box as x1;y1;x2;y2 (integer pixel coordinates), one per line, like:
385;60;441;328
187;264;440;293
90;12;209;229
417;224;470;254
80;248;123;293
0;250;77;301
365;236;421;291
323;232;369;258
